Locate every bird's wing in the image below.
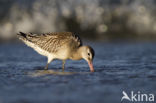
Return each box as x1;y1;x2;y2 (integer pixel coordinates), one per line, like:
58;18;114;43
17;32;82;53
70;33;82;47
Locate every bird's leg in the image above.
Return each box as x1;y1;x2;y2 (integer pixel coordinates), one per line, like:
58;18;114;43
44;63;49;70
62;60;66;72
44;57;53;70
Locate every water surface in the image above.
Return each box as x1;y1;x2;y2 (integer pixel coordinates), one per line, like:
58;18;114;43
0;42;156;103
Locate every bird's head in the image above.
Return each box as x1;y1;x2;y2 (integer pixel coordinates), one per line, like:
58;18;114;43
81;46;95;72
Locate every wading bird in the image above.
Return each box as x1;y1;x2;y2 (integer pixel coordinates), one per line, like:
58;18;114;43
17;32;95;72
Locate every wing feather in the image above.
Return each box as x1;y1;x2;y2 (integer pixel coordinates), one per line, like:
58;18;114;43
18;32;82;53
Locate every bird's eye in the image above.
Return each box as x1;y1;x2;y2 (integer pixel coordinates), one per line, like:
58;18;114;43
88;53;90;56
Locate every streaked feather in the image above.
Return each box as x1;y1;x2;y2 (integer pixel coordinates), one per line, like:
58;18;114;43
17;32;82;53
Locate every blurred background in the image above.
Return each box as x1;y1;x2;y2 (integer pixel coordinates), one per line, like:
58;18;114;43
1;0;156;42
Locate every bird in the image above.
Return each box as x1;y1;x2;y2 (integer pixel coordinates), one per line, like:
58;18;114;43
17;32;95;72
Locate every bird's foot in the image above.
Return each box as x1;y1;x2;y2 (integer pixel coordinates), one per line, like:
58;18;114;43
62;68;64;72
44;64;49;70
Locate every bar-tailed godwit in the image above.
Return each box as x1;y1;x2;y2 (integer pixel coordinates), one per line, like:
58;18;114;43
17;32;95;72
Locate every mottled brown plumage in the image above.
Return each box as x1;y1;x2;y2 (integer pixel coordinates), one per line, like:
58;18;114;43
18;32;82;53
17;32;95;72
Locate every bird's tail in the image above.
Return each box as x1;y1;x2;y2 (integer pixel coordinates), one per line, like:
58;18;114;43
17;32;35;48
17;32;27;38
17;32;28;41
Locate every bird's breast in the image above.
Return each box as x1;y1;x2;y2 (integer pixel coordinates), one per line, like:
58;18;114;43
69;51;82;60
54;47;70;60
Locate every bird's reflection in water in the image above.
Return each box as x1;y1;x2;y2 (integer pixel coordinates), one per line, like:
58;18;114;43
28;70;90;77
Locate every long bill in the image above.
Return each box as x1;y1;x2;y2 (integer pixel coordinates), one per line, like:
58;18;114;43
88;61;94;72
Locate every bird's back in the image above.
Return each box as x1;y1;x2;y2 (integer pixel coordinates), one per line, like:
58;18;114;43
17;32;82;54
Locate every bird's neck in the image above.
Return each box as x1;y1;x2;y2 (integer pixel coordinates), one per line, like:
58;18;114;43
70;46;83;60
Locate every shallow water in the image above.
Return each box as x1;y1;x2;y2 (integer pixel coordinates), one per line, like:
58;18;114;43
0;42;156;103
